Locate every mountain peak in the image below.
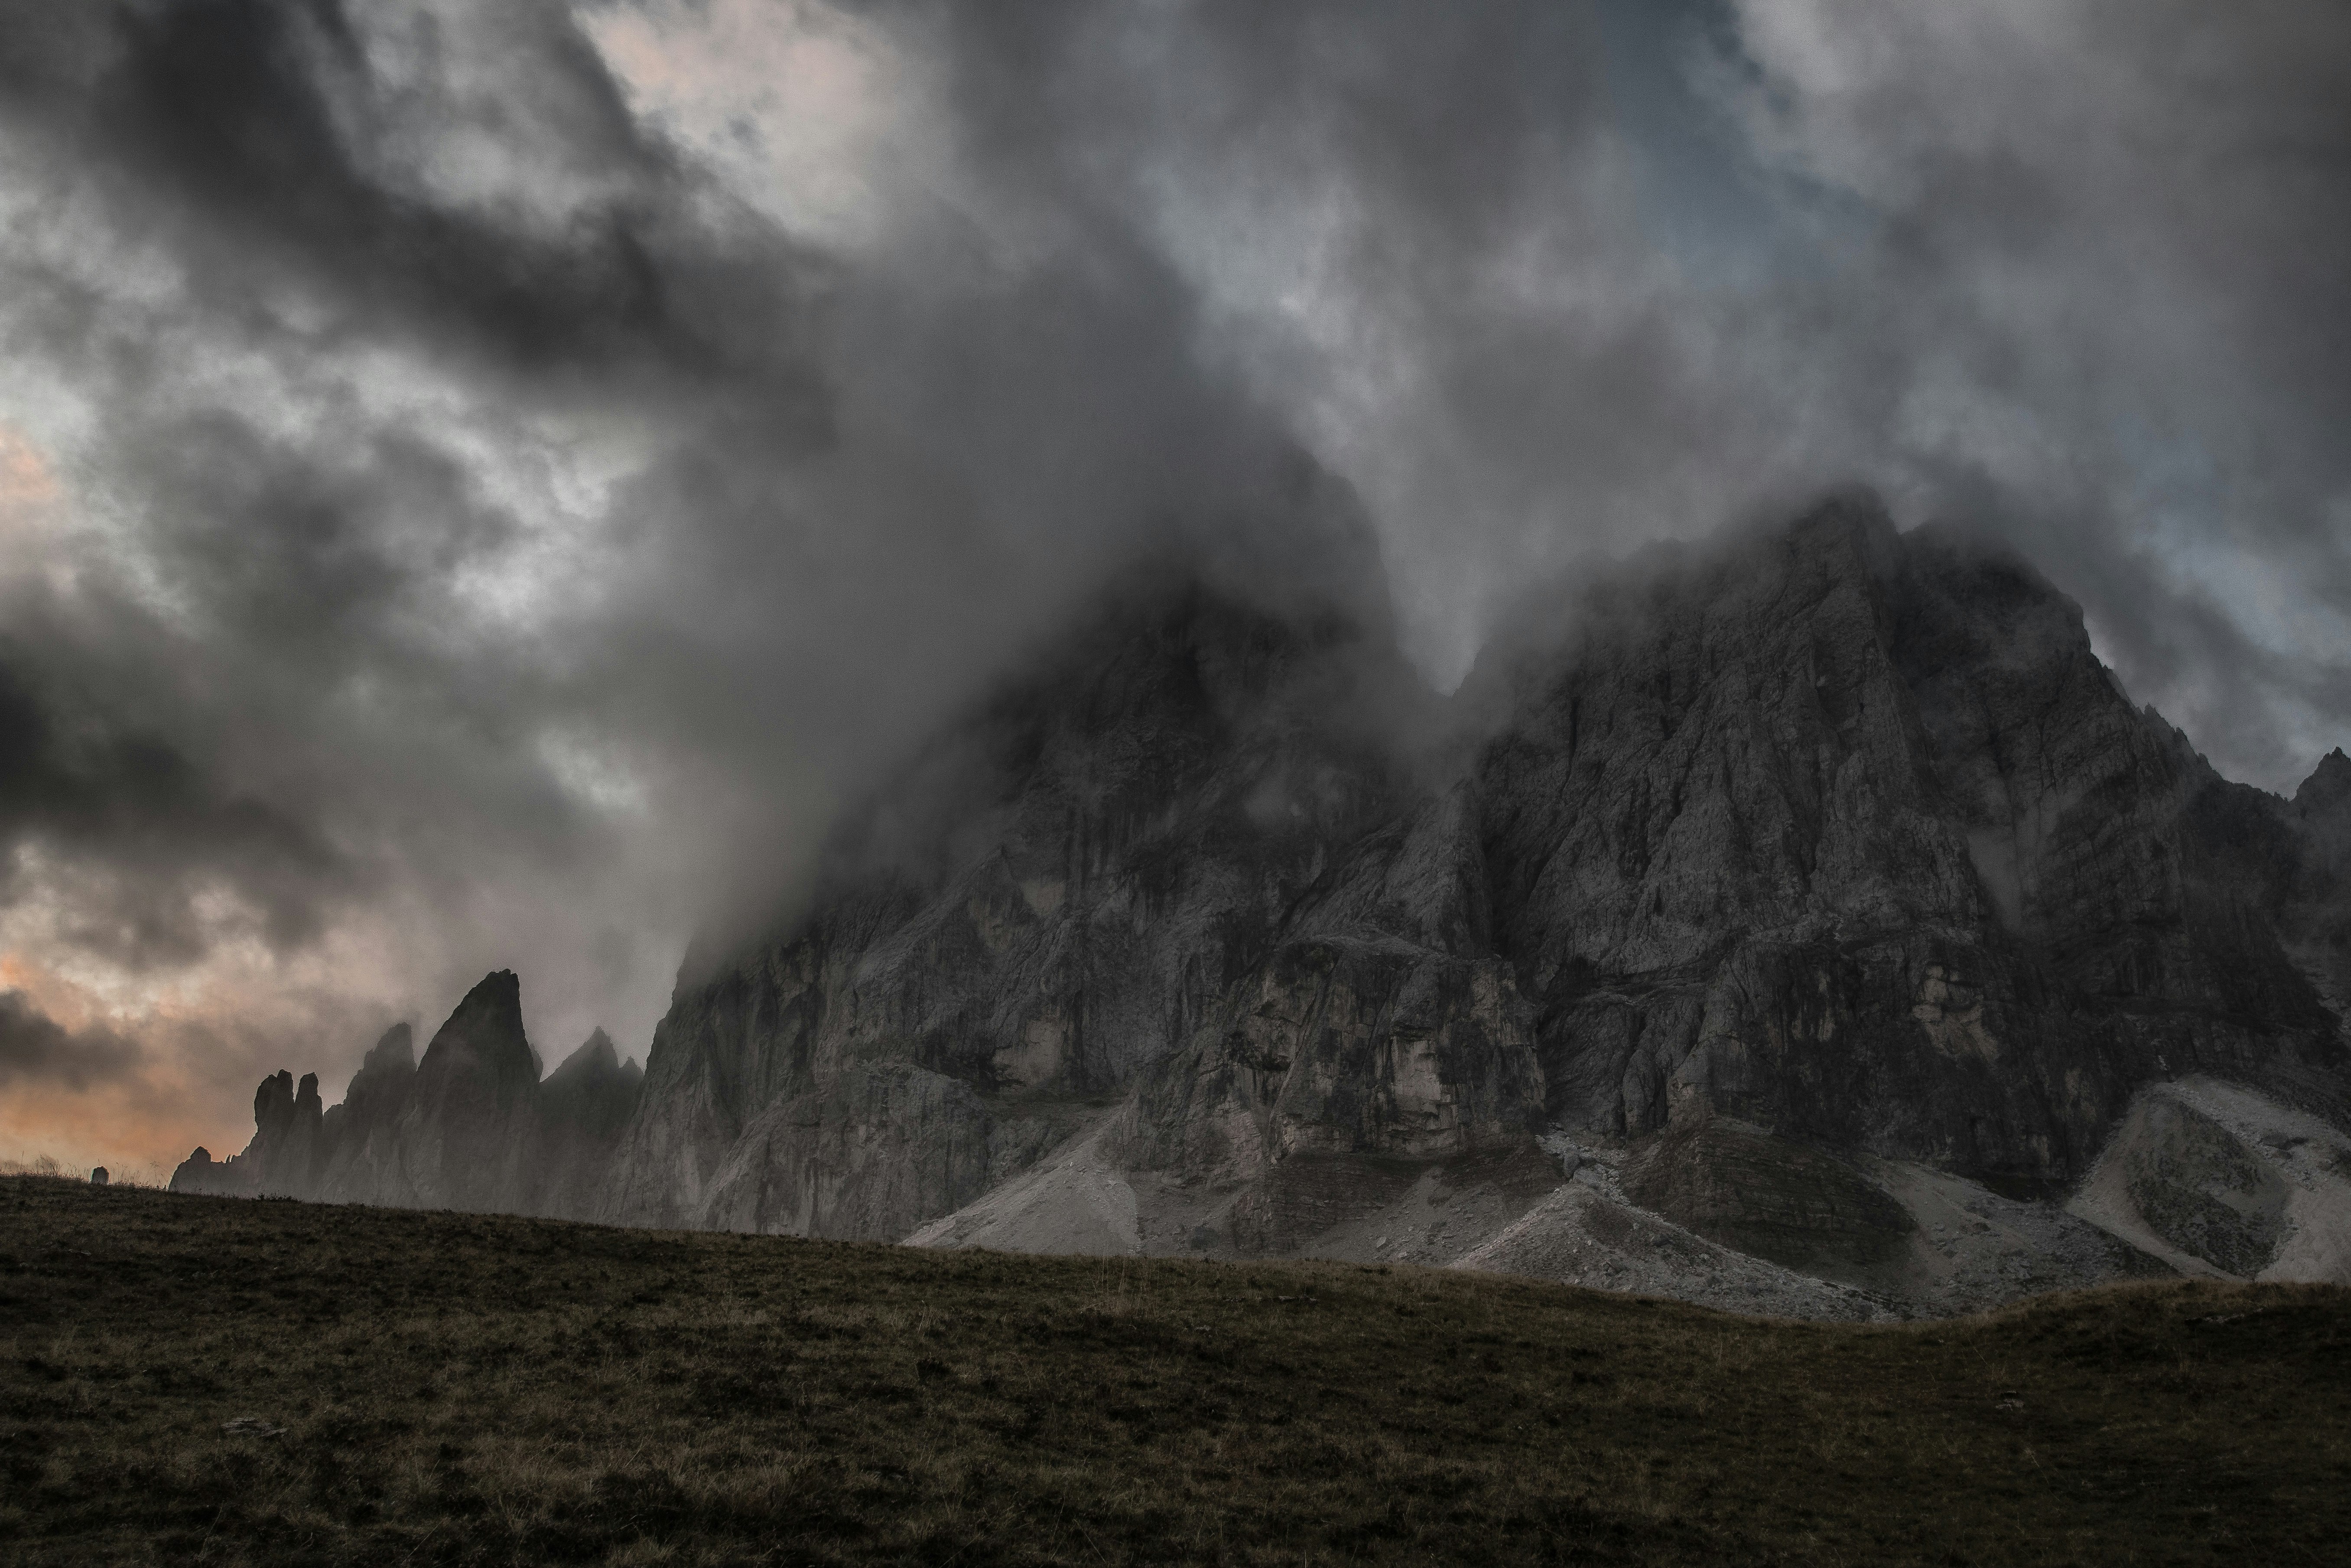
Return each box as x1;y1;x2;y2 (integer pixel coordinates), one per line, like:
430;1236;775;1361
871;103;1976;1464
548;1027;622;1084
2297;748;2351;816
415;969;536;1100
361;1022;414;1075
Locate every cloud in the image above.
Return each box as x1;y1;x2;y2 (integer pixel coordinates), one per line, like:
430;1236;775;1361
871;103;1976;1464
1700;0;2351;779
0;988;141;1091
0;649;350;966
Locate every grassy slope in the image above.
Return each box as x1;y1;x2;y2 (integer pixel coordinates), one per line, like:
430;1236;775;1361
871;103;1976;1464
2;1177;2347;1566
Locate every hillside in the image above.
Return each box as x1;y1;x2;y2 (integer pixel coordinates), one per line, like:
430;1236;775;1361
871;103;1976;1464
7;1176;2350;1565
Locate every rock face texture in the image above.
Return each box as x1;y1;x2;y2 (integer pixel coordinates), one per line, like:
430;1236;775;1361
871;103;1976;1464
594;566;1456;1240
1474;506;2341;1190
171;973;641;1217
175;495;2351;1316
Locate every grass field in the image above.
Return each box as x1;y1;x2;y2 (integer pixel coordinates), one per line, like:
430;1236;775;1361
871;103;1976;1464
2;1175;2347;1565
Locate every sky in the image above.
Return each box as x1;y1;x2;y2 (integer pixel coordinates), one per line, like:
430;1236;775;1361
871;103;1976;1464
2;0;2348;1178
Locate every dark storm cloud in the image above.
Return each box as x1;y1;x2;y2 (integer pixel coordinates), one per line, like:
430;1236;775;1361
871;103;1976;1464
1;0;824;406
0;650;345;965
0;989;142;1090
896;0;1806;677
0;0;851;1050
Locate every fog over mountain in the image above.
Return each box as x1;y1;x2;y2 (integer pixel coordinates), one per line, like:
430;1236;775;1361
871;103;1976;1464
171;498;2351;1315
1;0;2347;1181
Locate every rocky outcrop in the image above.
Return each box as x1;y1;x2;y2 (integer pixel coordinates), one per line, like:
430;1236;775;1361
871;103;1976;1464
395;971;542;1211
1473;500;2342;1193
1119;782;1549;1249
2286;750;2351;1009
529;1029;645;1219
170;1069;324;1197
172;494;2351;1318
171;973;642;1219
167;1145;241;1196
314;1025;418;1203
1618;1117;1915;1278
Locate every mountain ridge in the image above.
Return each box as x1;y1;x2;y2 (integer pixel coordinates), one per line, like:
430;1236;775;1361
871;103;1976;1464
172;494;2351;1316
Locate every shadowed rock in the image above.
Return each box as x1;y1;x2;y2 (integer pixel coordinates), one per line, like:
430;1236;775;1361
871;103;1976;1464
1619;1116;1914;1278
530;1028;644;1218
315;1024;418;1203
168;1145;244;1196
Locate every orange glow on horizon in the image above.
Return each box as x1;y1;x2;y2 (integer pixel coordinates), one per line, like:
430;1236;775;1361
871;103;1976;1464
0;955;260;1178
0;1077;239;1186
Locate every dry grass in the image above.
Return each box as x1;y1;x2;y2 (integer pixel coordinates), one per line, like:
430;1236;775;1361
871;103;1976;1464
3;1174;2347;1565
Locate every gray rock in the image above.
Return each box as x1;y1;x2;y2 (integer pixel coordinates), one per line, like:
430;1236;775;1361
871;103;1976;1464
699;1061;995;1239
1473;499;2342;1188
2065;1077;2351;1280
314;1025;419;1205
597;565;1436;1232
530;1028;648;1219
1617;1115;1915;1279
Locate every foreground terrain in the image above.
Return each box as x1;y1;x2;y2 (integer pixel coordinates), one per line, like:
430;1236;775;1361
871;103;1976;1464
4;1178;2348;1566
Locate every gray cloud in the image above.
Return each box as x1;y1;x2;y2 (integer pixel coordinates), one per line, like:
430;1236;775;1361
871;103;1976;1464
0;989;142;1090
1694;0;2351;779
0;0;2344;1159
0;647;348;966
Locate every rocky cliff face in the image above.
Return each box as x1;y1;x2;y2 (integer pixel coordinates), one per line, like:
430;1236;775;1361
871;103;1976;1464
173;494;2351;1315
1476;503;2341;1193
595;568;1439;1239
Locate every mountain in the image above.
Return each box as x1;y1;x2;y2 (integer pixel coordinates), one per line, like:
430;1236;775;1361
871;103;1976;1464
174;495;2351;1316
